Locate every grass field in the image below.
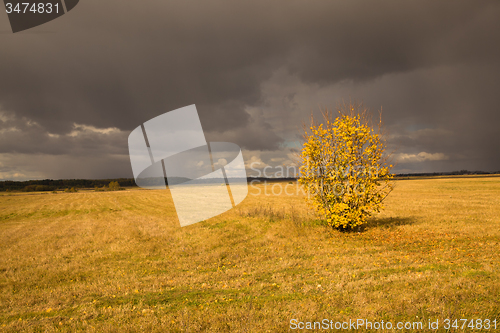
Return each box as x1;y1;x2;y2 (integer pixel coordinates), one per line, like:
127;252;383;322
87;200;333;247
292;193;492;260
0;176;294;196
1;176;499;332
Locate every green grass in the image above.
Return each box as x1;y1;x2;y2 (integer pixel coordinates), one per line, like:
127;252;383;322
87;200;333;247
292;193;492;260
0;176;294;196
0;177;499;331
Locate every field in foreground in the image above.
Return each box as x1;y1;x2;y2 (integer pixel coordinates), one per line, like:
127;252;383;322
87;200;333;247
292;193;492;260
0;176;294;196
0;177;499;332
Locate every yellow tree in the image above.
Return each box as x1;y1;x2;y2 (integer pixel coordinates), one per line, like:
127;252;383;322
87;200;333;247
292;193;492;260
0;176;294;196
108;181;120;191
299;102;394;231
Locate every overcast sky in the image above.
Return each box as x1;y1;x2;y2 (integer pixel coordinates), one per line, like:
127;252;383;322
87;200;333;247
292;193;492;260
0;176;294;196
1;0;499;180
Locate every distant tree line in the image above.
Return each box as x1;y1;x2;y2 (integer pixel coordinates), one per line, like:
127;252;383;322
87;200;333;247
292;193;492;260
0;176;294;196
1;170;499;192
394;170;500;178
94;181;125;192
248;170;500;182
0;178;137;192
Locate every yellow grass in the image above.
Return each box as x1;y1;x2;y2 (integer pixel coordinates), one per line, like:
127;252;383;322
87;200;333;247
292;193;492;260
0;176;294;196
0;177;499;332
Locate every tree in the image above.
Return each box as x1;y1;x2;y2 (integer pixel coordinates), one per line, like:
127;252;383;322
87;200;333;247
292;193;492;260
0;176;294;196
108;181;121;191
298;102;394;231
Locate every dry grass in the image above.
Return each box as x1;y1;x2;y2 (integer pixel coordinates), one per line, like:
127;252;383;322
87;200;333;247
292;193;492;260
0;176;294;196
0;176;499;332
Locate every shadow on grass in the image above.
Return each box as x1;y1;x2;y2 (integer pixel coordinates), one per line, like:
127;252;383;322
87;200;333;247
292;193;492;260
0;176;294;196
360;216;416;231
328;216;417;233
237;204;417;234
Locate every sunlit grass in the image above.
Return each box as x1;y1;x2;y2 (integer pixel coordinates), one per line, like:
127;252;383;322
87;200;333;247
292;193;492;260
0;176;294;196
0;176;499;331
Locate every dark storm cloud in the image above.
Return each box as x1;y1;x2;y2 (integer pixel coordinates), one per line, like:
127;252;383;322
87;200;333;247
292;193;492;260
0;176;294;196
362;64;500;171
0;108;128;153
0;0;499;178
1;0;293;137
286;1;500;83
